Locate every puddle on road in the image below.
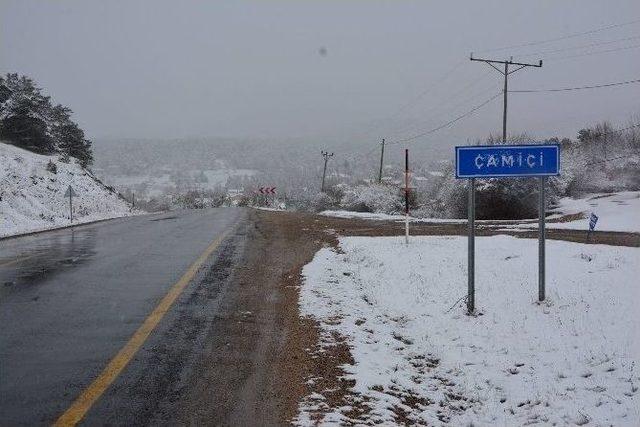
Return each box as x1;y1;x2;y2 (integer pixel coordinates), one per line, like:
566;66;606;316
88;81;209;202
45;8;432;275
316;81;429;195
0;228;97;294
149;216;178;222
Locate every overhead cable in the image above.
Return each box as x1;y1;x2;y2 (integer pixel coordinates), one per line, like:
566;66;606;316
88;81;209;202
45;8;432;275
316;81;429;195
476;18;640;53
389;92;501;144
510;78;640;93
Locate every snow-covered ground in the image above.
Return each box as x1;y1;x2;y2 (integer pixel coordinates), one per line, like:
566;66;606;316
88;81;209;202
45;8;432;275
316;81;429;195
1;142;135;238
547;192;640;233
320;210;468;223
298;235;640;426
321;210;416;222
320;191;640;234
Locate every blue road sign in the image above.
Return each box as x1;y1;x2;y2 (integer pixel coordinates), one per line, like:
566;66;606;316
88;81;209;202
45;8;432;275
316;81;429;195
455;144;560;178
589;213;598;231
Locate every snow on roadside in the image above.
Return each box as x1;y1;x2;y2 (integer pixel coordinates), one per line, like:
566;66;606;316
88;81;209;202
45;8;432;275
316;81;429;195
547;192;640;233
297;235;640;426
1;142;135;238
319;210;467;223
320;210;411;221
320;191;640;234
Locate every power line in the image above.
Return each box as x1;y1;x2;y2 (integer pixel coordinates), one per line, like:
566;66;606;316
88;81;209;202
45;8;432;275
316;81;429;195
470;55;543;143
510;77;640;93
389;82;498;141
365;63;493;142
391;60;466;116
356;60;468;141
546;43;640;61
513;34;640;58
385;71;495;140
389;92;501;144
477;18;640;53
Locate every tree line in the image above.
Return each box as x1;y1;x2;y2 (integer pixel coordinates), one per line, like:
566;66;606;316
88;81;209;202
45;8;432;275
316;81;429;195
0;73;93;167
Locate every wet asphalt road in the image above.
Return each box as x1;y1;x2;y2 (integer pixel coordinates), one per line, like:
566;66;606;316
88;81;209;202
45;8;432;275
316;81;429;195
0;208;246;425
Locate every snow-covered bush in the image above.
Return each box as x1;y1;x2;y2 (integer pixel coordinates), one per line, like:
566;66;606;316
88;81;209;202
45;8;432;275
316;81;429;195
46;159;57;174
340;183;404;214
559;123;640;195
171;189;227;209
311;191;339;212
285;189;340;212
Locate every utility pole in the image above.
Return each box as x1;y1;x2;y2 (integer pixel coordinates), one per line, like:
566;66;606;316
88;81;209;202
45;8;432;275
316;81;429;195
404;148;410;245
320;150;334;192
378;138;385;183
470;54;542;142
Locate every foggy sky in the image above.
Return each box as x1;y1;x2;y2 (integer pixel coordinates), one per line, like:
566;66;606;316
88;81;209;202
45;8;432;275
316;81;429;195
2;0;639;145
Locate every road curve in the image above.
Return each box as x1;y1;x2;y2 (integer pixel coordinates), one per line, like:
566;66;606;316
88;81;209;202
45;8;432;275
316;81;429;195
0;208;245;425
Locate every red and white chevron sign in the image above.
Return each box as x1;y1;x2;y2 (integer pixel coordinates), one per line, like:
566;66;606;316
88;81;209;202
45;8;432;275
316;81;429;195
258;187;276;194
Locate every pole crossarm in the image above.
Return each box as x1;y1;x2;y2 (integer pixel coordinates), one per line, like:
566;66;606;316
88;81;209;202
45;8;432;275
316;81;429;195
470;53;543;69
470;53;543;143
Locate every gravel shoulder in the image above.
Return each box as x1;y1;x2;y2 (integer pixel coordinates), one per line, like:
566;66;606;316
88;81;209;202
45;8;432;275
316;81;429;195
161;209;638;425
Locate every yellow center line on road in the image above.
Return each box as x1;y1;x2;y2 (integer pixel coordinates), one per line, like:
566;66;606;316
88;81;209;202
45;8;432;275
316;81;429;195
53;230;230;427
0;255;36;268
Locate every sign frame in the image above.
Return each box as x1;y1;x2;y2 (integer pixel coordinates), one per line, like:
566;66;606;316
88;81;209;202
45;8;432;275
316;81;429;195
64;185;78;198
589;212;598;231
455;143;560;179
454;142;561;314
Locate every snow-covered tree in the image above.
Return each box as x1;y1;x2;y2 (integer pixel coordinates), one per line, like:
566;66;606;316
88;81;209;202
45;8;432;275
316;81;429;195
0;73;93;166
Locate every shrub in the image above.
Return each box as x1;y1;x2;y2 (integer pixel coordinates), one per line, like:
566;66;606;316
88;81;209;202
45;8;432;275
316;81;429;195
340;183;404;214
46;160;57;174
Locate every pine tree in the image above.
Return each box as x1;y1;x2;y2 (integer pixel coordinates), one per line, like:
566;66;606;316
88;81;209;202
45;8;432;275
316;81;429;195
0;74;54;153
55;121;94;167
0;73;94;166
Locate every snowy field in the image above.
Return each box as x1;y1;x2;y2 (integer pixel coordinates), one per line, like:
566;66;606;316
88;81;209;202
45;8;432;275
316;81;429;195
298;235;640;426
320;191;640;234
547;192;640;233
320;210;468;223
1;143;135;238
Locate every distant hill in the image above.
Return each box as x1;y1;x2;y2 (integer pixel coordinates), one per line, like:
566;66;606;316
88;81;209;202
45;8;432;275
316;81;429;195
1;142;134;237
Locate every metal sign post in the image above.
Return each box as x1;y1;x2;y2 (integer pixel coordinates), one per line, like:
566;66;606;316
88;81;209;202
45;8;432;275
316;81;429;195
64;185;78;224
455;144;560;313
467;178;475;313
538;176;546;301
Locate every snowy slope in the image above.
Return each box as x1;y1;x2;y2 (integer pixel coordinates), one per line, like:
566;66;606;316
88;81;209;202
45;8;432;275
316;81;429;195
1;142;134;237
547;192;640;233
298;235;639;426
496;192;640;233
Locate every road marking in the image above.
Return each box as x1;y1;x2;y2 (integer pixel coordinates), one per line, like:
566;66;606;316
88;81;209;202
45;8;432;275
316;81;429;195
53;231;230;426
0;255;36;267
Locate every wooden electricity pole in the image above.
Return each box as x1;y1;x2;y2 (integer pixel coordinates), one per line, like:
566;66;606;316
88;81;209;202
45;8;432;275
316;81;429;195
404;148;410;244
470;54;542;143
321;150;334;192
378;138;385;183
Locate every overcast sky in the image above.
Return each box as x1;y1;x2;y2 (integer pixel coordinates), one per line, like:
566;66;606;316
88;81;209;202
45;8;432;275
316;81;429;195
2;0;639;145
